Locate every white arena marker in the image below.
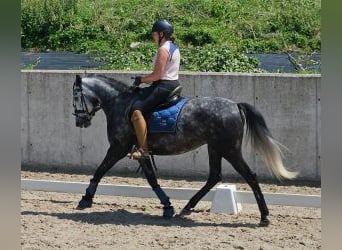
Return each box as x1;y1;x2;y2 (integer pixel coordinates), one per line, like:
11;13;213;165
211;184;242;214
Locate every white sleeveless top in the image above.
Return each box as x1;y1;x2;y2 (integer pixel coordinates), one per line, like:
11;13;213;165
153;41;180;80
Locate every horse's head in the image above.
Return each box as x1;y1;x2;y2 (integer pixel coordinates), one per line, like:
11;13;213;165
72;75;101;128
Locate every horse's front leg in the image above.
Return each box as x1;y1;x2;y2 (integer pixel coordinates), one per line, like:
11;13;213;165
77;144;127;210
139;158;175;218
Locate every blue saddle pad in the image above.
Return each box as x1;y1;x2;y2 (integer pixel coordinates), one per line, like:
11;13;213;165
148;97;188;133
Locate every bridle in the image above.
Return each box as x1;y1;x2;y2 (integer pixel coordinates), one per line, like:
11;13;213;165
72;80;100;120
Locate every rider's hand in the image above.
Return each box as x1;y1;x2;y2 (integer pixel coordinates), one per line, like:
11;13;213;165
133;76;142;87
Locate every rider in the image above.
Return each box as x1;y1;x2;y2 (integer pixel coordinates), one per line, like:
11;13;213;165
129;19;181;159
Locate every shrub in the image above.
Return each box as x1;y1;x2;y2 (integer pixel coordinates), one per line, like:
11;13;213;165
21;0;320;72
181;45;260;72
180;28;217;46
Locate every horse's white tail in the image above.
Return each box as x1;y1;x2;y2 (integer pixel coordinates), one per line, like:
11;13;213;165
238;103;298;180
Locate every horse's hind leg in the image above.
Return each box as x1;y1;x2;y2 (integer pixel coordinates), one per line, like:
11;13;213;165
139;158;174;218
180;145;222;216
223;151;270;227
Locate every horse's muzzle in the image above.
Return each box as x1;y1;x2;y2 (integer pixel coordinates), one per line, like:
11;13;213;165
76;116;91;128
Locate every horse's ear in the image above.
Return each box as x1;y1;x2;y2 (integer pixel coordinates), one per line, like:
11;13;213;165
75;74;82;87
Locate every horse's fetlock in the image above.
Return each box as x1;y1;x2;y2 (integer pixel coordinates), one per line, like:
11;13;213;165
163;205;175;218
82;195;92;201
153;186;170;205
85;181;98;198
163;200;172;208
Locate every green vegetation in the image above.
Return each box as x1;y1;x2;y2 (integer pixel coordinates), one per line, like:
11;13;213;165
21;0;320;72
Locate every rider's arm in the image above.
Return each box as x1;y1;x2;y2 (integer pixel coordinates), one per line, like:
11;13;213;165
141;47;169;84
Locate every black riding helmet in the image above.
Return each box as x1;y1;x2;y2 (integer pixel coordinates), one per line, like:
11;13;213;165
152;19;173;35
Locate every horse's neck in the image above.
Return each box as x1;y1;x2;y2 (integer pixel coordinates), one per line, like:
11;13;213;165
84;78;116;105
87;79;132;119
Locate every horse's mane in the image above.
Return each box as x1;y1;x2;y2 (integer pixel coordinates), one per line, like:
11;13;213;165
86;73;131;92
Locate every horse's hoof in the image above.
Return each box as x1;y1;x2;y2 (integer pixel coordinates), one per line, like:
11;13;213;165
178;207;192;217
163;206;175;218
259;218;270;227
76;198;92;210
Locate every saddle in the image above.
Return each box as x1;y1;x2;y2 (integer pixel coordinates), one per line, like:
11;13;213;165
130;85;188;134
148;86;188;133
155;85;183;108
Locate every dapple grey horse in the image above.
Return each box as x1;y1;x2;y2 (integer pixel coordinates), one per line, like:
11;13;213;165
72;74;297;226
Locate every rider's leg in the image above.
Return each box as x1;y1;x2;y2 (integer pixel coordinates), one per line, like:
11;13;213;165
129;85;172;159
129;110;149;158
131;110;148;149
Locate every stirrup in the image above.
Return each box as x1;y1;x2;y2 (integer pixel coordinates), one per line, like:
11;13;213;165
127;146;150;160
